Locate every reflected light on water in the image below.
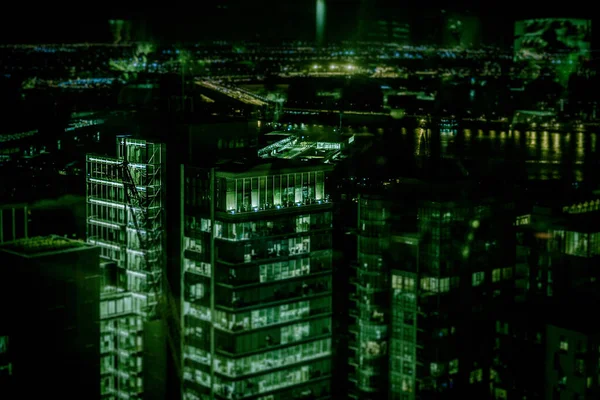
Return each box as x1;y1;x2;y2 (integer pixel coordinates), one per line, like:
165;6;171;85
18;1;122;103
384;124;598;181
552;133;560;156
541;131;549;154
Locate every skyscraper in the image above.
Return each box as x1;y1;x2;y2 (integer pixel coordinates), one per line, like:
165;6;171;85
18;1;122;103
181;161;334;400
0;235;101;399
86;136;169;399
349;179;516;399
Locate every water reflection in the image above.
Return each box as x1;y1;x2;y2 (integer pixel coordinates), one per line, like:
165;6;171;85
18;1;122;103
269;121;600;182
408;126;600;182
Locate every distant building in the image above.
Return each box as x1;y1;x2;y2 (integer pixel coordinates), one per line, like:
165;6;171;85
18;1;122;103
516;201;600;300
366;19;410;45
0;236;101;399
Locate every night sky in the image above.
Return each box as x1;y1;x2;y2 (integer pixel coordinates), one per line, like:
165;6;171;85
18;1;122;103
1;1;597;46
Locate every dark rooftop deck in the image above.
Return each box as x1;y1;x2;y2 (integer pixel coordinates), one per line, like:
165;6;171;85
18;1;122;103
0;235;87;256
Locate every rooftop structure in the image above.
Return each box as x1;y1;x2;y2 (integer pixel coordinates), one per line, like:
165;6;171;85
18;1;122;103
0;235;85;257
0;235;101;399
258;129;347;162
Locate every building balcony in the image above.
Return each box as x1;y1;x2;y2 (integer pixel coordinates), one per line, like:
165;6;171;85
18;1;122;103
348;340;358;351
214;348;331;380
216;332;332;359
217;200;333;220
218;227;332;245
184;301;211;322
216;288;332;313
218;245;331;267
185;260;211;278
218;269;331;290
215;307;332;334
213;369;331;400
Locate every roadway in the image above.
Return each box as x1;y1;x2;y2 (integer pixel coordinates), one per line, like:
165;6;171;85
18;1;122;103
195;79;269;107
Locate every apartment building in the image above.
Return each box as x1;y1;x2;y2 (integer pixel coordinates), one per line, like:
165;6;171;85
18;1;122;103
181;160;334;400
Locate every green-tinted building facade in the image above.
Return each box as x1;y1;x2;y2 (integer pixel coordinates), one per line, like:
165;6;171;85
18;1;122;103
182;162;334;400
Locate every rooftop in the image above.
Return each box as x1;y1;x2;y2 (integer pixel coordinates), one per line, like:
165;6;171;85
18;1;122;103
259;129;346;161
0;235;88;257
216;158;333;178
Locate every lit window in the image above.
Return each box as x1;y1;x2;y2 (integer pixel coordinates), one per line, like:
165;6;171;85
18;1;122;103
439;278;450;292
495;321;509;335
401;377;413;392
449;359;458;375
472;271;484;286
559;336;569;352
492;269;501;282
565;231;589;257
494;388;508;399
421;277;438;292
0;336;7;354
469;369;483;383
559;376;567;386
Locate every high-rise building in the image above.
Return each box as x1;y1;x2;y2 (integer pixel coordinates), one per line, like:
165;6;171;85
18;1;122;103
490;198;600;399
181;161;334;400
517;201;600;300
349;180;516;399
0;235;101;399
86;136;169;399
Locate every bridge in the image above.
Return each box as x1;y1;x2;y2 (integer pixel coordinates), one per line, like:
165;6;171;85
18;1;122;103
195;79;270;107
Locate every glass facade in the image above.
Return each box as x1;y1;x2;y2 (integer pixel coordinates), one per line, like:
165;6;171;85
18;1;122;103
350;189;512;399
390;266;418;399
86;138;166;399
182;165;333;400
214;170;327;214
352;197;391;397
